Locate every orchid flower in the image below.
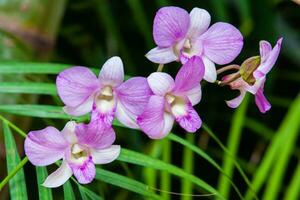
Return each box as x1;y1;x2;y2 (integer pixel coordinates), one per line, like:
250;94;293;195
56;56;152;128
137;56;204;139
24;121;120;187
226;38;282;113
146;6;243;82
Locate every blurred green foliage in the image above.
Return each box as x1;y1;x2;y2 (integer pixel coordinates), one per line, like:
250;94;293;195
0;0;299;200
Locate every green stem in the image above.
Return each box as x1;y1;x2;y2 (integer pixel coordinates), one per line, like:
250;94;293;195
161;139;171;200
0;114;27;138
0;157;29;191
181;134;195;200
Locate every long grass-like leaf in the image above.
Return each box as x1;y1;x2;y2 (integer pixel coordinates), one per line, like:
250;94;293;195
78;185;103;200
218;95;249;198
36;167;53;200
63;181;76;200
283;161;300;200
161;139;171;200
245;94;300;199
0;82;57;95
118;148;225;199
95;167;160;199
2;122;28;199
181;134;194;200
262;94;300;200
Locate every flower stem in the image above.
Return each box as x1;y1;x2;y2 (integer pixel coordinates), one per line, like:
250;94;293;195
0;114;27;138
218;72;241;86
216;64;240;75
0;157;29;191
157;64;164;72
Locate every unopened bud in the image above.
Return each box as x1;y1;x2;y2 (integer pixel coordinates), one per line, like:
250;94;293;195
239;56;261;85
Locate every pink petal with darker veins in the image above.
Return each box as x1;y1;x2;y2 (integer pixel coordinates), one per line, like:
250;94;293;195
147;72;175;96
173;56;205;94
137;95;174;139
25;127;68;166
75;121;116;150
70;156;96;184
115;77;152;128
199;22;243;65
98;56;124;87
153;6;190;47
56;67;99;107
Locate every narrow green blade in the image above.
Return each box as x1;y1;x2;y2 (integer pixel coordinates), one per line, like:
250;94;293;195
3;122;28;200
36;167;53;200
63;181;76;200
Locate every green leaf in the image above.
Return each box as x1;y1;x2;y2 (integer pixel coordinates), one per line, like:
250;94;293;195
218;95;249;198
118;148;225;200
161;139;171;200
283;162;300;200
0;62;70;74
114;121;244;199
3;122;28;200
78;185;103;200
0;104;88;121
0;82;57;95
63;181;76;200
262;94;300;200
245;94;300;200
181;134;194;200
36;167;53;200
95;167;160;199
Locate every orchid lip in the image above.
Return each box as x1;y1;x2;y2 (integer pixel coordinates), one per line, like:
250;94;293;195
95;85;115;113
165;94;187;117
70;143;89;164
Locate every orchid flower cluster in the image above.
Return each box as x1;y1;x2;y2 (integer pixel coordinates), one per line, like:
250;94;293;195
24;6;282;188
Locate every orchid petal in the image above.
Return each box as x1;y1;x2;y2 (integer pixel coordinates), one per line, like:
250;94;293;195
137;95;174;139
226;90;246;108
187;8;211;40
42;160;73;188
146;47;178;64
25;127;68;166
75;121;116;150
71;157;95;184
256;38;282;76
115;77;152;128
173;56;205;93
56;67;99;107
61;121;77;144
99;56;124;87
185;84;202;106
91;145;121;164
255;86;271;113
63;95;94;116
200;22;243;65
259;40;272;62
147;72;175;96
174;101;202;132
153;6;190;47
203;56;217;82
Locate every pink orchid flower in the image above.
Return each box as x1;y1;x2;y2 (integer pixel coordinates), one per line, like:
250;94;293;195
56;56;152;128
146;6;243;82
226;38;283;113
137;56;204;139
24;121;120;187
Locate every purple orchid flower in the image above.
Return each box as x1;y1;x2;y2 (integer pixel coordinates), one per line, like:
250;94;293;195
146;6;243;83
56;56;152;128
226;38;283;113
24;121;120;187
137;56;204;139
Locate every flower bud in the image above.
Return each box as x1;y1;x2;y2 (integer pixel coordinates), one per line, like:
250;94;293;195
239;56;261;85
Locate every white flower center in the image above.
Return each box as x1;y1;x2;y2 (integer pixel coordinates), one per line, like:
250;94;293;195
70;143;89;164
165;94;187;117
95;86;115;113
